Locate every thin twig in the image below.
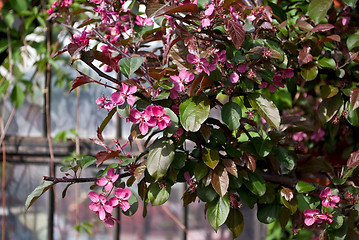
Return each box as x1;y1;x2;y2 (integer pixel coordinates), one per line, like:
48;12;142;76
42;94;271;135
43;172;131;183
0;108;15;145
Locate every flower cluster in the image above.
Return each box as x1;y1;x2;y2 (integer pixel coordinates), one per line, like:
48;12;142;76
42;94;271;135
320;187;340;208
128;105;171;135
303;187;340;227
88;168;131;227
303;209;333;226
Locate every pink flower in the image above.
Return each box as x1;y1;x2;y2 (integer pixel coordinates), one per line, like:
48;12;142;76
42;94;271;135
320;187;340;208
111;83;137;106
169;69;194;98
128;108;157;135
135;16;153;26
103;213;120;227
96;168;119;192
114;188;132;211
304;208;334;226
310;128;325;142
184;172;196;193
204;4;215;16
187;54;210;75
88;192;117;220
147;105;171;130
230;72;239;83
202;18;211;28
72;28;90;47
238;64;248;73
293;132;307;142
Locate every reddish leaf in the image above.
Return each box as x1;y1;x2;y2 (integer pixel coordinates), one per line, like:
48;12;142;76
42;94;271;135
211;165;229;197
67;43;85;57
347;150;359;169
182;191;197;206
189;72;213;96
280;188;294;202
69;74;94;92
52;47;68;58
78;18;101;28
163;36;181;66
134;161;147;181
298;46;313;66
318;34;341;44
350;88;359;111
153;4;198;18
95;150;120;166
222;159;238;177
311;24;335;32
225;19;245;49
93;50;120;73
242;152;256;172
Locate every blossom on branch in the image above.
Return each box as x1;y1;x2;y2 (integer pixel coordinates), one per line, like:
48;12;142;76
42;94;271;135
96;168;119;192
320;187;340;208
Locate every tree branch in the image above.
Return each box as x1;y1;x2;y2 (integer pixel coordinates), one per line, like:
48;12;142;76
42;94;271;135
43;172;131;183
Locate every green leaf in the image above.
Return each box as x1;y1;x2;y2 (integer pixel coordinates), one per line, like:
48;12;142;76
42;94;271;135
11;83;25;108
248;93;280;129
99;107;116;134
237;187;257;209
179;96;210;132
197;184;218;202
147;138;175;179
118;56;144;78
225;209;244;238
301;65;318;81
78;156;96;169
320;85;339;99
117;104;131;119
330;212;345;229
247;171;266;197
318;57;336;70
148;183;171;206
207;196;230;231
194;161;209;181
25;181;55;211
221;102;242;131
122;191;138;216
252;137;273;158
317;94;343;123
308;0;334;24
347;30;359;51
202;148;219;169
343;0;358;8
257;204;281;224
295;181;316;193
328;219;348;240
271;147;295;174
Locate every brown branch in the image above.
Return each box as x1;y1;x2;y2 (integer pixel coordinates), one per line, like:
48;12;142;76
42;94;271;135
43;172;131;183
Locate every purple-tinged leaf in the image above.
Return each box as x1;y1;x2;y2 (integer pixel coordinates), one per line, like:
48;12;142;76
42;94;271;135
347;150;359;169
225;19;245;49
350;88;359;111
211;165;229;197
311;24;335;32
69;75;94;93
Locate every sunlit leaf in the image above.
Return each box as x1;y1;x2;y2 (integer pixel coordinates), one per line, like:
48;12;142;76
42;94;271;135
118;56;144;78
347;31;359;51
25;181;56;211
248;93;280;129
179;96;210;132
147;138;175;179
207;196;230;231
148;183;171;206
221;102;242;131
225;209;244;238
308;0;334;24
